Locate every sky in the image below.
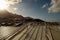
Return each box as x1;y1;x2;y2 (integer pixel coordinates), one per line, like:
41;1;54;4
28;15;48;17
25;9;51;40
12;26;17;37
6;0;60;22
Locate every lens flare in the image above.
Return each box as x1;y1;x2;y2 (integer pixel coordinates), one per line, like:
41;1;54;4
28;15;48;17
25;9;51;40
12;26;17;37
0;0;19;10
0;0;9;10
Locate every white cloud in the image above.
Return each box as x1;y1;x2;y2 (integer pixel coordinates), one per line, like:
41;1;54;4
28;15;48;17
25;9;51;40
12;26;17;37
6;0;22;5
6;0;22;13
42;3;48;8
13;8;17;10
48;0;60;13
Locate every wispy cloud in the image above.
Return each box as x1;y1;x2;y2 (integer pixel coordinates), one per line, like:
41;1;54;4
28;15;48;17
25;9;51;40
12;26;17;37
42;3;48;8
6;0;22;12
48;0;60;13
6;0;22;5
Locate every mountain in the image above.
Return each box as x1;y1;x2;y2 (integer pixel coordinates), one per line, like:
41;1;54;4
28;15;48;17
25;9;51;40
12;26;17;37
0;10;44;22
0;10;25;23
0;10;59;26
0;10;24;18
0;10;13;18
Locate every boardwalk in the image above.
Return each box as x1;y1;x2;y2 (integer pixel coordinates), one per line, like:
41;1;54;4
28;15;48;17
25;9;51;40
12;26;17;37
0;22;60;40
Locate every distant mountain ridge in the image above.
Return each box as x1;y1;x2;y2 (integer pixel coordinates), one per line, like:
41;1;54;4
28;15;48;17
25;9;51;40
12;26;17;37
0;10;59;26
0;10;44;22
0;10;24;18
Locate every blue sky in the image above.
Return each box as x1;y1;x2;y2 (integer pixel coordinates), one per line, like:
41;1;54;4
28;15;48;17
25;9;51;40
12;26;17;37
8;0;60;22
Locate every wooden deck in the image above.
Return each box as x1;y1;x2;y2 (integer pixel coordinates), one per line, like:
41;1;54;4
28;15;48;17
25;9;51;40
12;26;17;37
0;22;60;40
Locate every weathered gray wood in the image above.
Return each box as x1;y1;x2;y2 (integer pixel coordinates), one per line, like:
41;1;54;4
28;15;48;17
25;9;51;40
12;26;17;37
0;22;55;40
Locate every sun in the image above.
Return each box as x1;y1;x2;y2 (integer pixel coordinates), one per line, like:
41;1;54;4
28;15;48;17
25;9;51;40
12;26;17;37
0;0;9;10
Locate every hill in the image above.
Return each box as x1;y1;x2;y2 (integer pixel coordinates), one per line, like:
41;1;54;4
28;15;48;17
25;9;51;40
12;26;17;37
0;10;59;26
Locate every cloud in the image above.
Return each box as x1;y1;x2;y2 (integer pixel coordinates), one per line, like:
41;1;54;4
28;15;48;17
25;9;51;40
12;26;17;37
48;0;60;13
6;0;22;5
5;0;22;13
42;3;48;8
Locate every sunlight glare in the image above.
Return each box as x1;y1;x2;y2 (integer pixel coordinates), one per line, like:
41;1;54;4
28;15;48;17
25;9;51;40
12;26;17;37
0;0;9;10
